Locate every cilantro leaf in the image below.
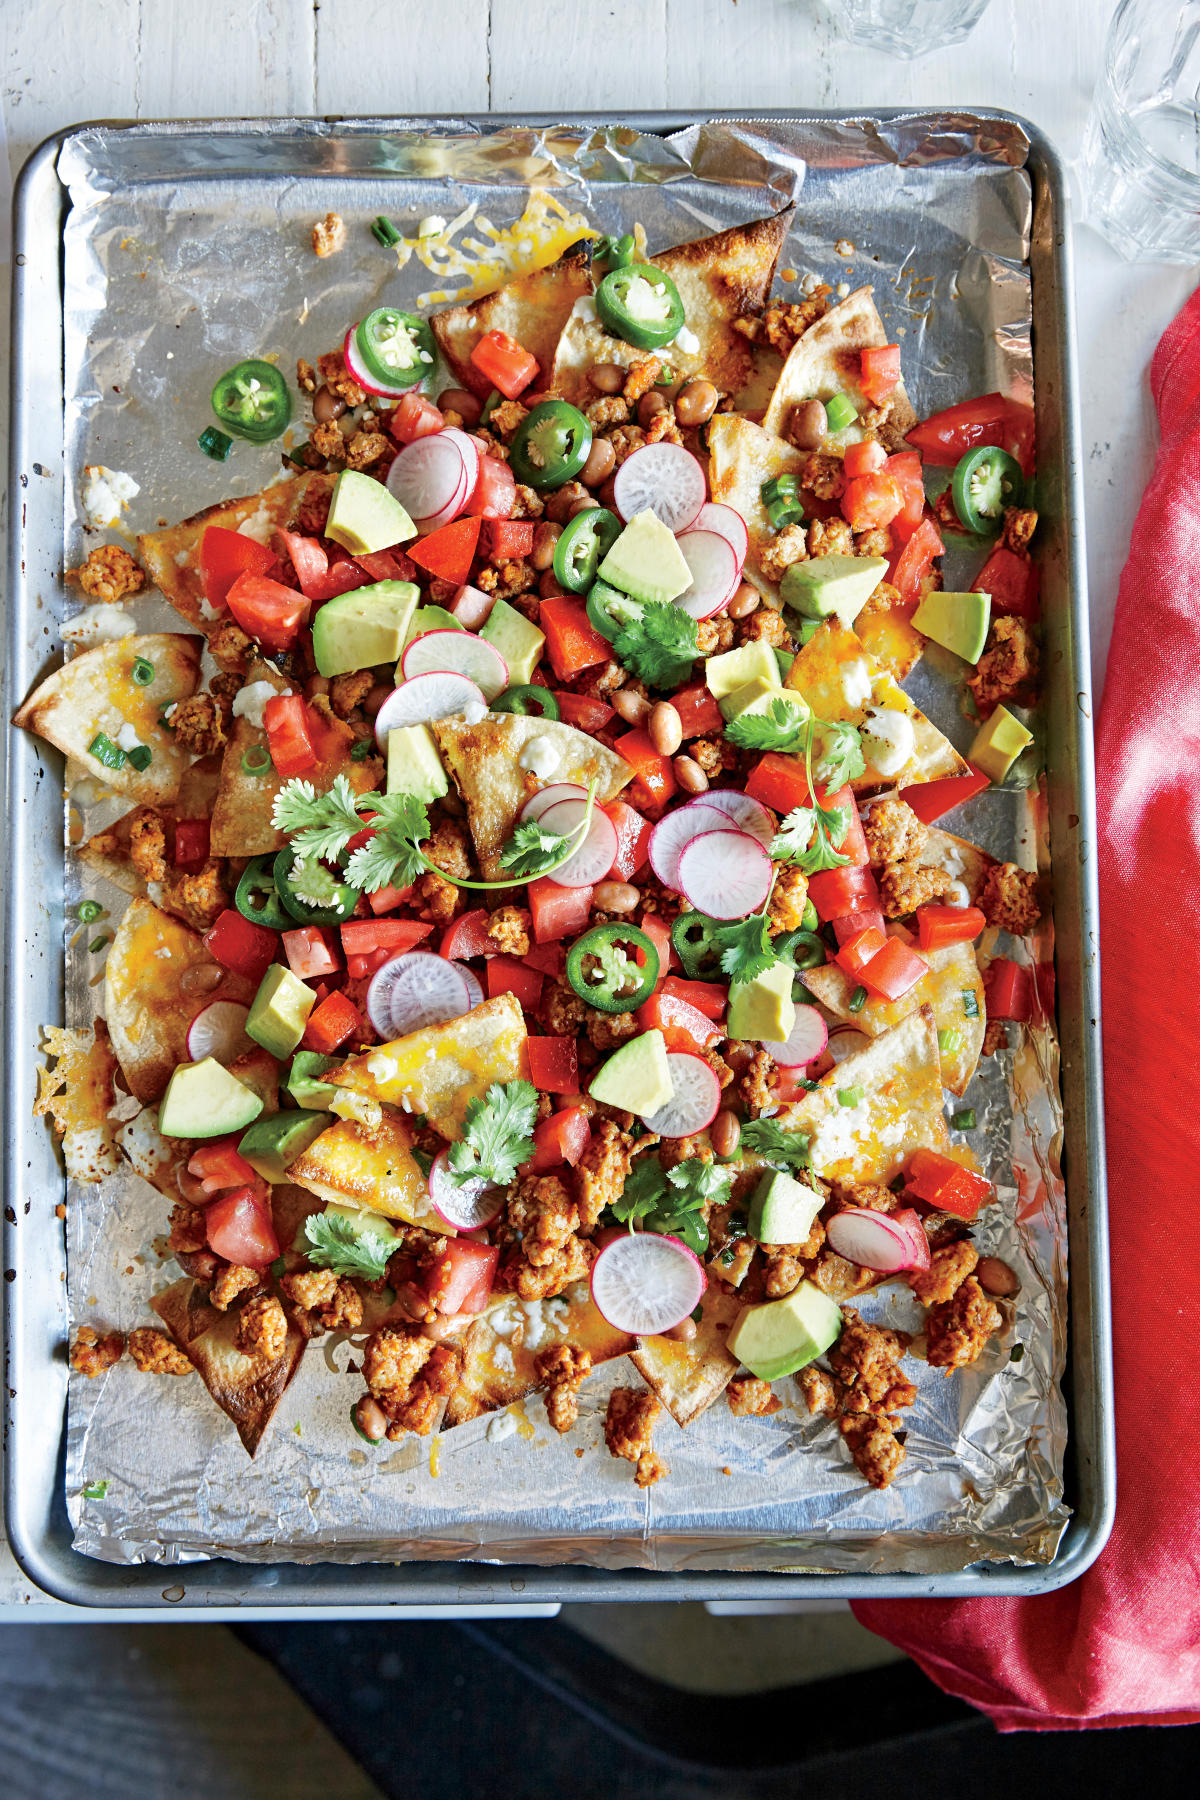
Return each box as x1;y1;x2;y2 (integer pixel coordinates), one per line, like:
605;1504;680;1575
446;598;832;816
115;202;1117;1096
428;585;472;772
725;697;811;754
812;718;865;790
666;1158;732;1212
272;773;364;862
610;1153;727;1257
499;818;571;878
610;1154;667;1227
344;791;430;893
611;601;698;689
709;910;779;984
740;1117;813;1173
770;805;818;864
304;1210;394;1282
447;1080;538;1187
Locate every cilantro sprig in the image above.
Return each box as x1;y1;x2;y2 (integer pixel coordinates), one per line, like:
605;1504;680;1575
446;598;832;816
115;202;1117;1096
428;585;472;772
447;1080;538;1187
611;601;698;688
610;1153;731;1257
724;696;811;754
740;1117;813;1173
812;718;865;790
768;716;855;875
304;1210;394;1282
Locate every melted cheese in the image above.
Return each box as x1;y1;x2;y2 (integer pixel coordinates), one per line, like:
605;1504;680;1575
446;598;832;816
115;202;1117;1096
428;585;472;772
394;189;599;307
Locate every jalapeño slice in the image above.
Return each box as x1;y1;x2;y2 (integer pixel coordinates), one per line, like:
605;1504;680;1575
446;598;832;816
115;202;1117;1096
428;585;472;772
671;911;724;981
355;308;437;391
950;446;1025;535
595;263;685;351
509;401;593;490
592;233;636;275
235;854;292;931
553;507;622;595
491;685;560;720
211;359;292;444
272;846;358;927
586;579;642;645
566;924;660;1014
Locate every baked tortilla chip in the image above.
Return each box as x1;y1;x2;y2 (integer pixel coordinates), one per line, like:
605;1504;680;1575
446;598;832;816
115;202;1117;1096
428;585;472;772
854;605;925;683
802;940;986;1097
777;1006;951;1183
286;1113;444;1232
79;757;225;917
431;244;593;400
762;286;917;442
443;1282;634;1429
117;1047;278;1204
432;712;631;878
550;208;794;407
137;473;333;640
34;1020;120;1183
104;897;256;1104
706;413;807;603
14;633;202;806
330;993;529;1139
151;1277;305;1456
919;826;997;906
630;1286;743;1427
784;618;968;792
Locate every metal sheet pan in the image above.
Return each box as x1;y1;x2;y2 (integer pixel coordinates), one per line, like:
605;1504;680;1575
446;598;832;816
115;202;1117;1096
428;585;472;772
3;110;1113;1608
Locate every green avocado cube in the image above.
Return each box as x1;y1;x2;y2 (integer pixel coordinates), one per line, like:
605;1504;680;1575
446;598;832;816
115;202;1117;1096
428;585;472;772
598;509;693;605
158;1058;263;1140
325;468;416;556
246;965;316;1061
238;1110;331;1183
726;1282;843;1381
912;589;992;665
704;639;781;700
747;1169;824;1246
480;597;546;687
719;676;810;726
286;1051;345;1110
968;704;1032;783
311;579;419;678
727;962;795;1044
588;1029;674;1121
780;554;888;628
387;723;449;802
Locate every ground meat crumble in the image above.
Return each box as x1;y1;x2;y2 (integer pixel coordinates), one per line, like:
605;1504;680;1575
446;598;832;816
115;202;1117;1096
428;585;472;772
726;1376;782;1417
536;1344;592;1434
604;1386;667;1487
128;1327;193;1376
363;1327;462;1438
978;862;1041;936
236;1293;288;1361
67;543;146;603
925;1276;1003;1371
70;1326;125;1377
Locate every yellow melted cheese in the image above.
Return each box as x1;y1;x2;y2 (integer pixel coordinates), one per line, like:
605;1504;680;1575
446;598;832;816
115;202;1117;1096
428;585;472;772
395;189;599;307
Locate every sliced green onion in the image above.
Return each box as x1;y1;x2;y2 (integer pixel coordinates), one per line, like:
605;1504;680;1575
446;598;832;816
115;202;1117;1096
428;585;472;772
371;214;402;247
798;618;822;645
952;1108;977;1131
158;702;177;729
825;394;858;432
837;1085;864;1108
127;744;153;772
87;731;126;771
848;985;867;1013
198;425;234;461
131;657;155;686
962;989;980;1019
350;738;374;761
1009;1344;1025;1364
283;441;312;469
242;745;273;775
480;390;503;429
76;900;103;923
938;1028;963;1055
88;934;109;954
81;1480;109;1500
269;1255;287;1280
655;366;676;387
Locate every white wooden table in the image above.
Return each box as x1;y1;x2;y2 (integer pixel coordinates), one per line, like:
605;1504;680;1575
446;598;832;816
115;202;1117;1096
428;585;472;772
0;0;1192;1615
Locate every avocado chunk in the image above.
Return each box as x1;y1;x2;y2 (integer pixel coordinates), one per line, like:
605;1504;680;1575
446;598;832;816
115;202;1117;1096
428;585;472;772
480;597;546;687
704;638;781;700
720;675;810;727
311;578;419;678
286;1051;345;1110
588;1029;674;1120
747;1169;824;1246
598;508;693;605
400;604;465;655
158;1058;264;1140
780;554;888;628
727;961;795;1044
296;1200;403;1255
726;1281;843;1381
387;722;449;802
968;704;1032;783
238;1110;331;1183
912;589;992;665
245;964;317;1060
325;468;416;557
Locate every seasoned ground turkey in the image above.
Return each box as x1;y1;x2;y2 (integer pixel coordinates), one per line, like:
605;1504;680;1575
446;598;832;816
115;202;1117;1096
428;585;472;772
68;543;146;603
128;808;168;882
329;670;374;718
415;820;472;923
363;1327;462;1438
645;407;684;446
854;526;893;560
311;211;346;257
733;291;831;357
979;861;1041;936
542;975;587;1037
486;906;531;956
586;395;630;428
695;615;736;656
759;524;808;585
1000;506;1038;554
830;1178;896;1214
167;1202;207;1257
862;798;928;867
879;860;954;919
737;606;793;650
128;1327;193;1376
585;1007;640;1052
344;428;390;471
737;1048;778;1116
807;516;854;558
282;1268;339;1313
575;1119;636;1227
536;1344;592;1434
70;1326;125;1377
767;864;809;933
968;615;1040;715
981;1018;1008;1057
170;693;226;757
622;356;662;403
800;452;846;501
727;1376;782;1416
604;1386;667;1487
839;1413;907;1489
925;1276;1002;1371
208;619;255;674
506;1173;579;1266
507;1233;591;1302
236;1293;288;1361
688;732;738;775
828;1309;917;1416
909;1239;978;1306
209;1263;261;1312
488;399;529;438
477;559;537;598
317;350;366;408
167;864;228;934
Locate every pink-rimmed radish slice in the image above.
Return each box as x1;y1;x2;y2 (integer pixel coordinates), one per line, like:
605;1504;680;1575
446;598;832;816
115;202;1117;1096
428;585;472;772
414;429;481;533
366;950;471;1039
760;1005;829;1069
373;671;486;747
826;1206;931;1274
677;829;772;919
674;530;740;620
537;798;620;889
612;442;706;533
519;782;587;824
648;802;738;888
827;1026;871;1064
428;1147;504;1231
699;789;775;845
691;501;748;567
401;629;508;700
187;1000;251;1063
446;959;484;1008
386;432;471;528
641;1053;722;1138
590;1230;707;1336
343;326;413;401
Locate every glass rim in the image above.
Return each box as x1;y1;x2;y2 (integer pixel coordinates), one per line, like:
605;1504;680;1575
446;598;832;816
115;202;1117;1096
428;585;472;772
1101;0;1200;198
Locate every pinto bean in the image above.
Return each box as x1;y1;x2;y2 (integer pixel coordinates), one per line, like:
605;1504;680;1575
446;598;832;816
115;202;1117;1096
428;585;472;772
648;701;683;756
592;880;639;914
673;754;709;794
710;1110;741;1159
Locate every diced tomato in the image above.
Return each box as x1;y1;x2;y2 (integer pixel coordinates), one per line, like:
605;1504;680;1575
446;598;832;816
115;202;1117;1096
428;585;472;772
905;393;1036;477
807;863;881;923
985;957;1033;1021
263;693;318;778
773;1065;813;1103
886;451;926;542
615;730;678;816
470;329;539;399
524;941;566;978
526;1034;579;1093
465;454;516;520
486;955;543;1009
521;1105;591;1174
556;692;615;732
302;990;363;1054
203;909;277;985
187;1137;257;1199
355;548;417;584
483;518;534;560
304;558;373;603
635;988;720;1054
904;1147;992;1220
340;919;433;957
603;799;652;880
835;925;888;978
860;345;902;405
842;468;903;533
540;597;611;680
282;925;341;980
345;947;397;981
199;525;277;609
832;907;886;946
205;1186;279;1266
173;818;210;872
844;439;887;477
637;911;674;982
407;515;482;587
899;765;990;823
973;546;1040;622
389;391;444;444
825;785;870;866
424;1239;499;1316
916;904;986;951
368;883;414;915
859;936;928;1002
660;976;726;1020
439;908;493;961
670;682;724;738
744;751;811;817
276;528;329;597
225;571;308;654
529;879;593;943
889;515;944;607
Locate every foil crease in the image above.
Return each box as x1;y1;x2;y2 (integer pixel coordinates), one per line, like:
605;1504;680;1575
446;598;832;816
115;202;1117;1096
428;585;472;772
53;116;1068;1574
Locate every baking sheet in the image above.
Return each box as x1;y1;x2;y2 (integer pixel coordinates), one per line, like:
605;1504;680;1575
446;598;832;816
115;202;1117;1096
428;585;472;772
47;115;1069;1574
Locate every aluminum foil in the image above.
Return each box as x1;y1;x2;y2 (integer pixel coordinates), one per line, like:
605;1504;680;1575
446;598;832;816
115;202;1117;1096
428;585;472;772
52;116;1068;1573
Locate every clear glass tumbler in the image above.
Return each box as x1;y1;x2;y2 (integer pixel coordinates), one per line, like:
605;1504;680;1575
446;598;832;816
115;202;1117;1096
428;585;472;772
827;0;991;59
1082;0;1200;263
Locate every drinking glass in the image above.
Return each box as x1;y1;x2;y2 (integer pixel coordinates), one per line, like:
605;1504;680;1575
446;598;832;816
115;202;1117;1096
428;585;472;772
1082;0;1200;263
826;0;991;59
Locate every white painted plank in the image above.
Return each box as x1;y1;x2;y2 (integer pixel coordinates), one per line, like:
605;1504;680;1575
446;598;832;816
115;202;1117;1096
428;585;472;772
2;0;142;175
135;0;316;120
487;0;669;113
315;0;491;116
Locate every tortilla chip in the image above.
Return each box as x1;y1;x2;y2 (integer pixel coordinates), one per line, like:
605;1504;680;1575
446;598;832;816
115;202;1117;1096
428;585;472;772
854;605;925;683
919;827;997;906
431;244;593;400
802;940;986;1096
79;758;225;915
34;1020;120;1182
550;208;795;407
330;993;529;1139
210;660;383;857
137;473;333;641
706;413;807;603
150;1277;305;1456
431;712;631;878
777;1006;951;1183
286;1113;444;1232
443;1282;634;1428
630;1286;743;1427
761;286;917;441
783;618;969;792
14;633;203;806
104;897;255;1104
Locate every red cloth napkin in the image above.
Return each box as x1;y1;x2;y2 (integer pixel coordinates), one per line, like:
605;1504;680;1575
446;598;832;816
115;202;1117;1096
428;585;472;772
852;286;1200;1731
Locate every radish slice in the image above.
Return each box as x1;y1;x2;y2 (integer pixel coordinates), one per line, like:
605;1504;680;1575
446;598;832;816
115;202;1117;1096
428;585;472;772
677;830;772;919
428;1147;504;1231
343;326;413;401
827;1026;872;1064
446;960;484;1008
674;530;740;620
413;430;481;533
692;501;749;567
520;782;587;823
612;443;706;533
538;798;620;888
386;433;470;527
699;790;775;845
373;672;486;746
187;1000;251;1063
366;951;471;1039
648;803;737;889
641;1053;722;1138
760;1005;829;1068
401;629;509;701
826;1206;931;1274
590;1230;707;1336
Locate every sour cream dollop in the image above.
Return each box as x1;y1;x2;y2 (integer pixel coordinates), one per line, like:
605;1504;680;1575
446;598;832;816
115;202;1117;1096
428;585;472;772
860;706;915;778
